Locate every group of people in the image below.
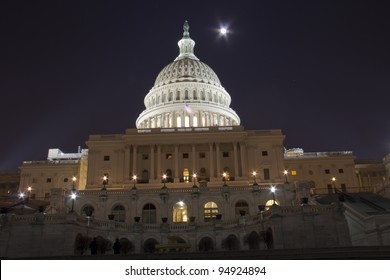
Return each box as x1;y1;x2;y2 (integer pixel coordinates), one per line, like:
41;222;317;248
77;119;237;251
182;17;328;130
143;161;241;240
89;237;121;255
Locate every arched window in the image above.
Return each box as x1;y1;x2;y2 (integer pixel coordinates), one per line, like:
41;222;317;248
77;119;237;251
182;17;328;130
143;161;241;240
177;115;182;127
193;115;198;127
183;168;190;183
265;199;279;211
235;200;249;216
111;204;125;222
142;203;156;224
173;201;188;223
185;115;190;127
81;204;94;217
204;201;218;222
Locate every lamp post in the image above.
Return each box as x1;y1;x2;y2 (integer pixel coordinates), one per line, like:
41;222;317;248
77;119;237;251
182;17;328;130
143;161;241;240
193;173;197;187
132;175;137;189
332;177;336;193
222;172;227;186
252;171;257;184
162;174;167;187
283;170;289;183
270;186;276;205
70;176;77;212
102;175;108;190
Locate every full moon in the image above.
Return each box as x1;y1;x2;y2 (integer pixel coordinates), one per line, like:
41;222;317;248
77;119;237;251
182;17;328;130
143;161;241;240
220;27;227;35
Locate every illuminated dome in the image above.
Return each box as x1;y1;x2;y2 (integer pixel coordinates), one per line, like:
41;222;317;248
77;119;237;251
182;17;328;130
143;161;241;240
136;21;240;129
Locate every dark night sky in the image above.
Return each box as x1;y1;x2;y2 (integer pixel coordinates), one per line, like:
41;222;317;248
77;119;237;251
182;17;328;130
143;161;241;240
1;0;389;170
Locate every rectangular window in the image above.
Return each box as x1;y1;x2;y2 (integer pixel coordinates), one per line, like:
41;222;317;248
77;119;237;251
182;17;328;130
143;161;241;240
338;169;344;174
142;154;149;160
291;170;297;176
104;155;110;161
262;150;268;156
327;184;333;194
263;168;270;180
166;153;173;160
182;153;189;159
341;184;347;192
325;169;330;174
46;178;51;183
199;152;206;158
223;152;229;158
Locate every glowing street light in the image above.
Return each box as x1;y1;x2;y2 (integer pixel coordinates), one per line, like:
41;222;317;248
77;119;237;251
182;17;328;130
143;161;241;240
283;170;289;183
332;177;336;193
132;175;137;188
162;174;167;187
102;175;108;190
252;171;257;184
193;173;197;187
70;176;77;212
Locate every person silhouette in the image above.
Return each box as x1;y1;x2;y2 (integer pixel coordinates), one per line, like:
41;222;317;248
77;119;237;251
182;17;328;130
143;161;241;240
113;238;121;254
89;237;98;255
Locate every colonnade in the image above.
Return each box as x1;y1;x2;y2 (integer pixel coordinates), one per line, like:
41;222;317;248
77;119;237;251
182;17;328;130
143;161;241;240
138;110;237;129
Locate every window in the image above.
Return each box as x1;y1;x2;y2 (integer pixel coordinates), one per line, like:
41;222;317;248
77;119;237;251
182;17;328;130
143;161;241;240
262;150;268;156
235;200;249;216
265;199;279;210
173;201;188;223
183;168;190;182
263;169;270;180
64;178;68;183
142;203;157;224
111;204;125;222
46;178;51;183
223;152;229;158
199;152;206;158
81;204;94;217
182;153;189;159
166;153;173;159
204;201;218;222
142;154;149;160
325;169;330;174
341;184;347;192
104;155;110;161
291;170;297;176
338;169;344;174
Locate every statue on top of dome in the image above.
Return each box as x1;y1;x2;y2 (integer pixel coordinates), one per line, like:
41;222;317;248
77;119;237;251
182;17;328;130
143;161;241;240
183;20;190;38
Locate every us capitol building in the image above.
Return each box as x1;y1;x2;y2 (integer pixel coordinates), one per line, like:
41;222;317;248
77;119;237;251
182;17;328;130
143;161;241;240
1;22;390;258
